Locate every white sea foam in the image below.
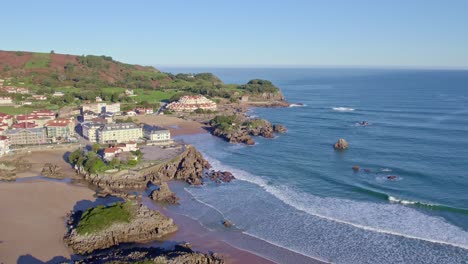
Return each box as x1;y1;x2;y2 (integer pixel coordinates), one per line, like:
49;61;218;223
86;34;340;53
380;168;393;172
388;196;418;205
332;107;355;112
200;153;468;250
289;103;306;107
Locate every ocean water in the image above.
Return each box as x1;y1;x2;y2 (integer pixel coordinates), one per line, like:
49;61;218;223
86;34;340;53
161;68;468;263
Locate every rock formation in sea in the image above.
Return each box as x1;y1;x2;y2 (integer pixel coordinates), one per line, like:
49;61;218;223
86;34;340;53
207;170;236;183
210;117;287;145
64;202;178;255
273;124;287;133
334;138;349;150
150;182;180;204
74;243;225;264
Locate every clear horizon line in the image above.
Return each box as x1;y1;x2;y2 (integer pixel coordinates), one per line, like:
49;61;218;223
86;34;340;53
154;64;468;70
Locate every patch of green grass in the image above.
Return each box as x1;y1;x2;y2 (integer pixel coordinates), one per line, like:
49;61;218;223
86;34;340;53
76;202;133;235
134;89;176;102
102;87;126;93
0;106;32;115
24;53;51;69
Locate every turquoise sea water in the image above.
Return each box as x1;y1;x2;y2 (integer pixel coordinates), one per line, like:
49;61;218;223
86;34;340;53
162;68;468;263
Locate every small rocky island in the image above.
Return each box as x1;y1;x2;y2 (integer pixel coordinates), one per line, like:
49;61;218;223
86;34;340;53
210;115;286;145
64;202;178;254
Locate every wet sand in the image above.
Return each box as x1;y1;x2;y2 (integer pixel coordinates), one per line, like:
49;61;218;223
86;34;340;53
0;180;95;264
133;115;207;136
0;147;76;179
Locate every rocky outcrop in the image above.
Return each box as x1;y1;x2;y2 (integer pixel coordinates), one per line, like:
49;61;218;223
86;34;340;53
41;163;64;179
76;145;210;191
150;182;179;204
334;138;349;150
207;170;235;183
212;128;255;145
211;118;285;145
247;119;275;139
74;243;224;264
273;124;287;133
150;145;210;185
64;203;178;255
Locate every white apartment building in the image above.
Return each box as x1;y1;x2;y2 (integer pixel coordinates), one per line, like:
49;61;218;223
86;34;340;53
81;122;104;142
97;123;142;144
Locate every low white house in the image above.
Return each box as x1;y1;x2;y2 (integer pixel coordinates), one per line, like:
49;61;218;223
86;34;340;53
103;147;122;161
116;142;138;152
143;124;171;142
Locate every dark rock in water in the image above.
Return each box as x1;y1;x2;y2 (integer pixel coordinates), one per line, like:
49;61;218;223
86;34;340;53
273;124;287;133
387;175;398;180
363;169;372;173
150;182;180;205
352;165;360;171
74;244;225;264
222;220;233;228
334;138;349;150
41;163;64;179
207;170;236;183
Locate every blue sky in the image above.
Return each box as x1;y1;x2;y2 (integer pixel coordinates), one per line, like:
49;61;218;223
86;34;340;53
2;0;467;68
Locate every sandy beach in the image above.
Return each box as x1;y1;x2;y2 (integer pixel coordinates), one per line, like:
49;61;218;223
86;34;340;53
0;146;77;179
133;115;207;136
0;180;95;264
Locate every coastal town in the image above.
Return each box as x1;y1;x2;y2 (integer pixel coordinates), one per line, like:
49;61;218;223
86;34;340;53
0;77;228;161
0;50;289;264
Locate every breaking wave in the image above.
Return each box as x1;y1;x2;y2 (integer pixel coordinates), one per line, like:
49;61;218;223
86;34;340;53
332;107;355;112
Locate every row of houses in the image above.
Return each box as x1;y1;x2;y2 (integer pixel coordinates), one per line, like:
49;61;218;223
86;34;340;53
166;95;217;112
0;109;76;152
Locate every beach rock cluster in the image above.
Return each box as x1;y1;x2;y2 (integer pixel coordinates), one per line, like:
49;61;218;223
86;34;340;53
207;170;235;183
334;138;349;150
74;243;224;264
41;163;64;179
64;203;178;255
150;182;180;204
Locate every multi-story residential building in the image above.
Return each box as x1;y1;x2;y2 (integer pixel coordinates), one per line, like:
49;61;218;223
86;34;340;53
166;95;217;112
143;125;171;142
0;136;10;156
52;91;65;97
0;96;13;105
105;103;121;113
81;122;104;142
45;119;75;138
4;128;47;145
97;123;142;144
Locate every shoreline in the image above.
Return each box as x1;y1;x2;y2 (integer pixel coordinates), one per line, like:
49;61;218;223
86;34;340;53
145;184;326;264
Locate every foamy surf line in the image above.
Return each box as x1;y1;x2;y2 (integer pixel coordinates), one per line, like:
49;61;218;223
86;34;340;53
200;153;468;251
332;107;355;112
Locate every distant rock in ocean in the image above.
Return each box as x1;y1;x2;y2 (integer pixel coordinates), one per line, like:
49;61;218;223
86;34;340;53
334;138;349;150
